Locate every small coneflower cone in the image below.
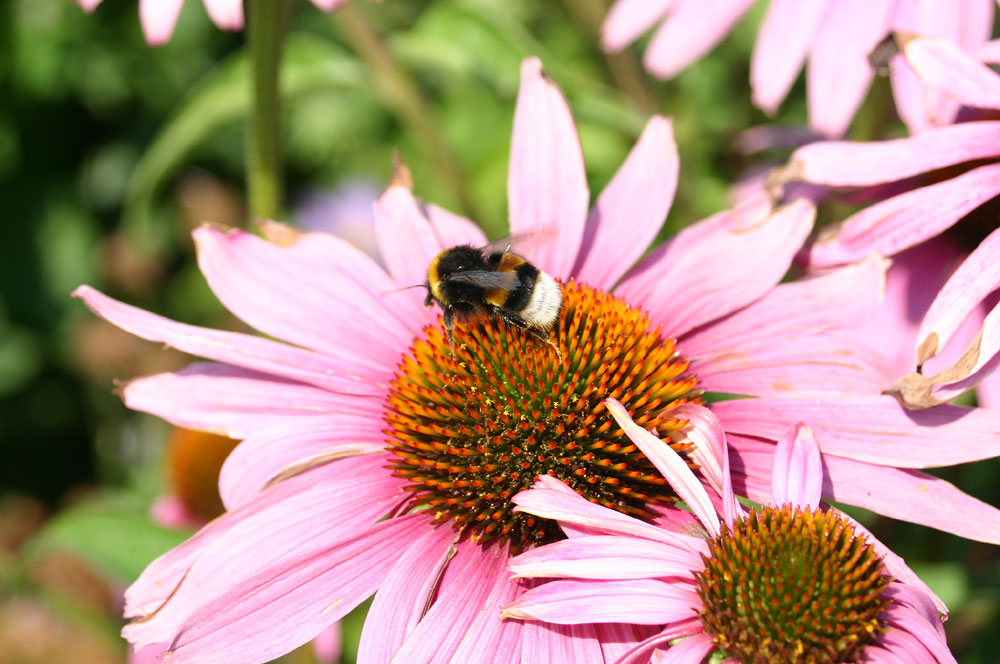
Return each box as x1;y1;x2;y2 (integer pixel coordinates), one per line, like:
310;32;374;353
166;428;240;522
385;281;701;548
696;505;890;663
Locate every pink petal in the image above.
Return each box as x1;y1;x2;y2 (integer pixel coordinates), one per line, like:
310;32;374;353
121;363;381;439
520;622;606;664
605;399;720;536
619;200;815;338
201;0;242;30
750;0;830;114
154;514;429;664
975;368;1000;407
875;627;939;664
714;394;1000;468
900;33;1000;111
728;436;1000;544
424;203;488;248
150;495;200;529
655;632;716;663
139;0;184;46
123;455;396;620
613;620;703;664
310;624;341;664
502;578;700;625
218;414;386;509
917;226;1000;364
642;0;756;79
508;58;589;278
512;481;706;553
884;604;957;664
806;162;1000;267
596;623;666;664
389;545;511;663
572;116;678;288
356;526;458;664
883;582;947;637
890;55;943;134
374;186;445;297
308;0;349;10
806;0;894;137
508;535;703;580
769;423;822;509
193;225;414;370
601;0;675;52
72;286;383;394
682;254;889;357
77;0;103;12
784;120;1000;187
977;38;1000;63
445;562;524;664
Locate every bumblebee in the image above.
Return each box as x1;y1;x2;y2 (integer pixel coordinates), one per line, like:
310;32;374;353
425;244;562;352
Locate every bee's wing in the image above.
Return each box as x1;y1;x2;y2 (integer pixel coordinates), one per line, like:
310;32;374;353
445;270;520;291
478;230;557;257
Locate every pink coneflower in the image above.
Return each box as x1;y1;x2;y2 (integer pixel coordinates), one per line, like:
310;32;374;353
505;402;955;663
775;34;1000;408
76;0;360;47
74;57;1000;662
603;0;995;136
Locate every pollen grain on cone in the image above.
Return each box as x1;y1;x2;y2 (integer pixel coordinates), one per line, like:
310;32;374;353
384;281;701;548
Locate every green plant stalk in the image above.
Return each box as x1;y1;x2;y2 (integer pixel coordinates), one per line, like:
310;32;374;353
247;0;291;221
333;3;478;219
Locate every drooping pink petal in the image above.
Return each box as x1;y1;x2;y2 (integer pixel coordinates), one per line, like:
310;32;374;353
665;405;726;501
217;414;387;509
201;0;242;30
642;0;756;79
682;254;889;357
123;455;396;620
374;186;446;299
769;423;822;509
121;363;381;439
356;526;459;664
805;163;1000;267
389;545;510;664
502;578;700;625
153;513;429;664
139;0;184;46
916;226;1000;365
601;0;675;51
605;399;720;536
508;535;703;580
512;480;706;552
424;203;489;248
750;0;830;114
728;436;1000;544
72;286;383;395
883;604;957;664
783;121;1000;187
572;116;678;287
618;200;814;338
883;582;948;638
508;57;589;278
193;226;411;372
714;395;1000;468
900;33;1000;111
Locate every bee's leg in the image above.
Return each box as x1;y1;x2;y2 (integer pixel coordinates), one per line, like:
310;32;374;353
442;305;458;349
488;306;562;358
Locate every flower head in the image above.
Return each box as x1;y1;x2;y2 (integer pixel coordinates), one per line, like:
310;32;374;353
74;57;1000;662
505;408;955;664
775;34;1000;408
603;0;996;136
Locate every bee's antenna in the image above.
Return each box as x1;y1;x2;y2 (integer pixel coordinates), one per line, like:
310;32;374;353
380;284;427;297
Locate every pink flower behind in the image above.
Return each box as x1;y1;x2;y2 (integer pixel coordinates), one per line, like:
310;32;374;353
603;0;995;136
505;404;955;663
778;34;1000;408
74;57;1000;663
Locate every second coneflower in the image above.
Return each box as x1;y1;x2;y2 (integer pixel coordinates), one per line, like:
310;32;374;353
74;58;1000;663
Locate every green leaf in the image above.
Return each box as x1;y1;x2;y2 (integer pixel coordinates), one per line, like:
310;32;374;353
24;494;189;583
122;33;368;249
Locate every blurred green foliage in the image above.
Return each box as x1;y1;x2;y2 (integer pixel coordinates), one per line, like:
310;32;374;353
0;0;996;662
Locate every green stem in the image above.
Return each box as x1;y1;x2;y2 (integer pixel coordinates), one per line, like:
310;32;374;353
333;3;478;219
246;0;291;221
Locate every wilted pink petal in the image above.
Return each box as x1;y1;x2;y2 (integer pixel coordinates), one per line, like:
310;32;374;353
572;116;678;287
139;0;184;46
508;57;589;277
201;0;242;30
770;423;822;509
805;162;1000;267
900;33;1000;111
750;0;829;114
601;0;675;51
643;0;756;79
807;0;894;137
605;399;721;537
